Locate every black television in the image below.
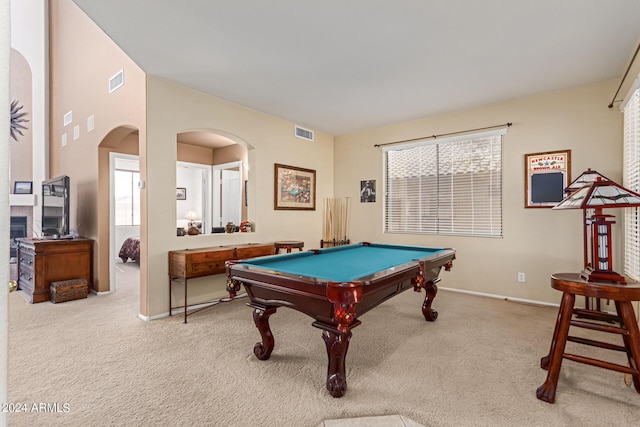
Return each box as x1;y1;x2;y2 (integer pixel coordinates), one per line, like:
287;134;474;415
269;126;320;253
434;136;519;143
41;175;70;238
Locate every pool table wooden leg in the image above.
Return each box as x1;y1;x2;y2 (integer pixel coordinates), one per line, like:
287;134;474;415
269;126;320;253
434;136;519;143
421;280;439;321
252;306;277;360
322;328;352;398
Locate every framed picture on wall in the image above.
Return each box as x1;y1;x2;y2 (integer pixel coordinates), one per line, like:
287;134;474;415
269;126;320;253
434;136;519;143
274;163;316;210
14;181;33;194
524;149;571;208
176;187;186;200
360;180;376;203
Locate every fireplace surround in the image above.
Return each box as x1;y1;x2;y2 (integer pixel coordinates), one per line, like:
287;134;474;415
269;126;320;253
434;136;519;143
10;216;28;261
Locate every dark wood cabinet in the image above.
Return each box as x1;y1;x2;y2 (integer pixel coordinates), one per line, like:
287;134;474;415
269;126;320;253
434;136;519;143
17;238;93;303
169;243;275;322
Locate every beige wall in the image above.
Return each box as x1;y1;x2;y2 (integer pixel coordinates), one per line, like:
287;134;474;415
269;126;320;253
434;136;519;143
9;49;33;184
616;37;640;106
145;77;334;318
335;80;623;306
214;143;247;166
11;0;47;224
49;1;147;299
177;142;214;165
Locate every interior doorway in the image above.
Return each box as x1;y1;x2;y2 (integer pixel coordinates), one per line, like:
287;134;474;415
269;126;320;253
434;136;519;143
109;152;140;292
212;160;242;228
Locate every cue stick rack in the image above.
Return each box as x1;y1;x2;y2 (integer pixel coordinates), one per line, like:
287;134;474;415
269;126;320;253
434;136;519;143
322;197;351;248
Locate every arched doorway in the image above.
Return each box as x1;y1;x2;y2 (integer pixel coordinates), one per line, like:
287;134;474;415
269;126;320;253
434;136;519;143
98;126;141;304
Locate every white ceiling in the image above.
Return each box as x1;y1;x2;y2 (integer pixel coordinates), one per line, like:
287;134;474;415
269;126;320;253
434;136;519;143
73;1;640;136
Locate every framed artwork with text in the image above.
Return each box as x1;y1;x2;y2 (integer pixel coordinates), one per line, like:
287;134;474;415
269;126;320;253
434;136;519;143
524;149;571;208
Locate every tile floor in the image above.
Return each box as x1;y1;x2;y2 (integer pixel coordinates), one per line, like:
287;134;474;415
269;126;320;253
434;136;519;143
318;415;425;427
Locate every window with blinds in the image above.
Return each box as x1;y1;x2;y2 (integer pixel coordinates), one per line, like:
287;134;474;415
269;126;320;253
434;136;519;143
114;169;141;227
624;86;640;281
384;129;504;237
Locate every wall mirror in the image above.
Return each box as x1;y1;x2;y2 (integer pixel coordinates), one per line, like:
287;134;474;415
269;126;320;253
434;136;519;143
176;131;248;234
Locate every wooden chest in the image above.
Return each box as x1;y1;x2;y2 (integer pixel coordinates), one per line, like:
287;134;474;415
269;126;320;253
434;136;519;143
17;238;93;303
50;278;89;303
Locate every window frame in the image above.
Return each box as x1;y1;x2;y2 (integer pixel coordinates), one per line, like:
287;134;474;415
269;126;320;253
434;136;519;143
382;128;505;238
114;166;140;227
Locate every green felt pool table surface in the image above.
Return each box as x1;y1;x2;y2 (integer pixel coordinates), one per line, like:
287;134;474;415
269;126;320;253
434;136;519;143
236;242;450;283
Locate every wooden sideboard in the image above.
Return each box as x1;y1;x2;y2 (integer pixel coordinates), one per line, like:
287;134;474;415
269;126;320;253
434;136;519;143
169;243;275;322
17;238;93;304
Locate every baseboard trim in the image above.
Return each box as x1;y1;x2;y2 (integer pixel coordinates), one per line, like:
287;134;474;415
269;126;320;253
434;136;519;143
141;293;249;321
440;286;559;308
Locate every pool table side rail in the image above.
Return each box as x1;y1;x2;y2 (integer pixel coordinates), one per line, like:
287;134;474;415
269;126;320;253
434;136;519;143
310;242;445;254
231;264;438;326
231;245;455;285
227;248;455;325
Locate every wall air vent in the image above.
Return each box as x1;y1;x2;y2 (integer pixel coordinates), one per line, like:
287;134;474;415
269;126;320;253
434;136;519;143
294;125;314;141
109;69;125;93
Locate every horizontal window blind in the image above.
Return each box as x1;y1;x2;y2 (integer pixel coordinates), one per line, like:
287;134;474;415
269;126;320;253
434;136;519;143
114;169;141;226
384;130;503;237
624;87;640;281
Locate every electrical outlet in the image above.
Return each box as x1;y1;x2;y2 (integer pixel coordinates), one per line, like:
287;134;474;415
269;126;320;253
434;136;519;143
517;272;525;283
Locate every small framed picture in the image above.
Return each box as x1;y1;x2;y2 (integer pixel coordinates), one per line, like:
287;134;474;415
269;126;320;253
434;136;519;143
360;180;376;203
176;187;186;200
14;181;33;194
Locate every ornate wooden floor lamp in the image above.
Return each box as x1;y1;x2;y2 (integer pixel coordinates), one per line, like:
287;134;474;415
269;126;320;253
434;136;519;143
553;169;640;284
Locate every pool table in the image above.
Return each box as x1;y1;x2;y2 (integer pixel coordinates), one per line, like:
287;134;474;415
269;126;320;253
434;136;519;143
226;242;456;397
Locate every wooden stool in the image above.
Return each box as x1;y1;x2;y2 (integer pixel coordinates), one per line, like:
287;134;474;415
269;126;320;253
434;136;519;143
536;273;640;403
274;241;304;253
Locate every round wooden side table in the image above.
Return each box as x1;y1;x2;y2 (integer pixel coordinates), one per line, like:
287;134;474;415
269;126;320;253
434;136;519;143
274;241;304;254
536;273;640;403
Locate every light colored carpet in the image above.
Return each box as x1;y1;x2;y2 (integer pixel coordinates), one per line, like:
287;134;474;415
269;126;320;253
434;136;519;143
7;261;640;426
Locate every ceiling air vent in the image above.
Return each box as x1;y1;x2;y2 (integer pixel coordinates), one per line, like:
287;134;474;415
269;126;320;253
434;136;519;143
294;125;314;142
109;69;125;93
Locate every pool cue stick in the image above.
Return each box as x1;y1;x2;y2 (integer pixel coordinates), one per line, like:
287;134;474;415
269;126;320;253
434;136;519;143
341;198;344;241
323;199;326;242
324;198;328;241
325;198;330;241
327;198;331;241
336;198;340;242
344;197;350;242
328;198;332;242
330;198;335;241
338;198;343;242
